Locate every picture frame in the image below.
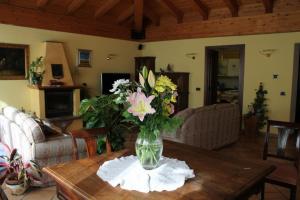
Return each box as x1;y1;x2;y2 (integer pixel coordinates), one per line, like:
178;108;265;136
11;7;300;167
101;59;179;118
78;49;92;67
0;43;29;80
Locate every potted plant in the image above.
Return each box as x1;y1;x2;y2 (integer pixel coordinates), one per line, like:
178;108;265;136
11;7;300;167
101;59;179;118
0;145;42;195
27;56;45;85
244;82;268;135
110;66;182;170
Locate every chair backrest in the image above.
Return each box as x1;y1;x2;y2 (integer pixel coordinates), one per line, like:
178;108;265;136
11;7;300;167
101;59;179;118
263;120;300;165
69;128;111;160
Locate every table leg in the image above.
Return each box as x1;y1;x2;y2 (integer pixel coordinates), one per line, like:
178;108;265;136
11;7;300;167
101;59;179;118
259;182;265;200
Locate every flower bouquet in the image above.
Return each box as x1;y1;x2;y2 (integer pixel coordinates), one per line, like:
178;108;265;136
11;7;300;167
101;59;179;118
110;67;182;170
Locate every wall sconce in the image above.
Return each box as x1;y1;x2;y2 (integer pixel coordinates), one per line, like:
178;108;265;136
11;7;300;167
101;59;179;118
259;49;277;57
186;53;197;60
106;54;117;60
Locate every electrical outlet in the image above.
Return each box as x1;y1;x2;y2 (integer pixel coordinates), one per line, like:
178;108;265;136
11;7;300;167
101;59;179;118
280;91;286;96
273;74;279;79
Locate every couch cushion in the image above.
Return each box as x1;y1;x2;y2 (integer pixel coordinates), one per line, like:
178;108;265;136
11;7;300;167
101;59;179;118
168;108;196;141
21;118;45;143
14;111;31;126
14;112;45;143
175;108;195;121
1;106;45;143
0;115;13;148
2;106;19;122
183;106;217;149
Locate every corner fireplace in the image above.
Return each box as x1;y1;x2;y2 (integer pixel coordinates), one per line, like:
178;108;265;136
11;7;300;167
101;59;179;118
45;89;73;118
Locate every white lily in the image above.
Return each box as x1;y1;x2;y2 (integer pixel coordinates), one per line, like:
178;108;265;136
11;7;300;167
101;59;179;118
139;73;145;87
148;70;156;88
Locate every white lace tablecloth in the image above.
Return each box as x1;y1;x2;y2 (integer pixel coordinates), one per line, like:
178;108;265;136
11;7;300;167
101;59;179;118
97;155;195;193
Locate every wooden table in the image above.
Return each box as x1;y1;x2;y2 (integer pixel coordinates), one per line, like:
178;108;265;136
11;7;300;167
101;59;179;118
43;140;275;200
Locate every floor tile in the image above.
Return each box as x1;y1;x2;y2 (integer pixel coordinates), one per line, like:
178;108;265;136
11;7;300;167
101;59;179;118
3;191;24;200
22;187;55;200
52;195;59;200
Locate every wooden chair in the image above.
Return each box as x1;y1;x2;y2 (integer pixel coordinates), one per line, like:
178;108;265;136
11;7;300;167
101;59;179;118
262;120;300;200
68;128;112;160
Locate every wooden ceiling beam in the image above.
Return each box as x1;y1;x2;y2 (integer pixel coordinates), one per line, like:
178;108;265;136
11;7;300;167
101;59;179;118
0;3;130;40
117;5;134;24
144;0;160;26
134;0;144;32
144;7;160;26
67;0;86;15
262;0;274;13
146;11;300;41
193;0;209;20
36;0;50;9
94;0;120;19
123;16;134;27
223;0;239;17
158;0;183;23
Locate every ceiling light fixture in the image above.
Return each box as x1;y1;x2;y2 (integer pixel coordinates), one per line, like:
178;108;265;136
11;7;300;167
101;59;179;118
186;53;197;60
259;49;277;57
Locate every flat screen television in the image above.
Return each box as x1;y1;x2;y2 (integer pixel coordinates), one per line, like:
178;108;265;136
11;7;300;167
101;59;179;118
101;73;130;95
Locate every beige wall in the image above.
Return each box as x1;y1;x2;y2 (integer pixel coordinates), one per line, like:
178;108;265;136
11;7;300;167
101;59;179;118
0;24;140;112
141;32;300;121
1;23;299;122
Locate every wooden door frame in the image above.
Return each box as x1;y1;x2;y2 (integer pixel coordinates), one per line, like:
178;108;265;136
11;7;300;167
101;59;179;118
204;44;245;111
290;43;300;122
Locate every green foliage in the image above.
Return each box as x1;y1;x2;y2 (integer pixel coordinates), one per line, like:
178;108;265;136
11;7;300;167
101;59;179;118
79;95;128;154
27;56;45;85
245;82;268;129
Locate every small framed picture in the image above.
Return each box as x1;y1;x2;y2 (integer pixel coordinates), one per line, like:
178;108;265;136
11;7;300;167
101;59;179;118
78;49;92;67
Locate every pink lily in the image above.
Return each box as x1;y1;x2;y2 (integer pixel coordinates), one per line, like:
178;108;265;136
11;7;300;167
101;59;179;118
127;88;156;121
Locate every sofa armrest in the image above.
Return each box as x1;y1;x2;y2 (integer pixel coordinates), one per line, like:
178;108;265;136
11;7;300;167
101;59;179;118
33;135;86;160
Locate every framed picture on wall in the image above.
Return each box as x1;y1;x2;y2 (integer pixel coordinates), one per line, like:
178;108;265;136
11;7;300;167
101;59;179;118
78;49;92;67
0;43;29;80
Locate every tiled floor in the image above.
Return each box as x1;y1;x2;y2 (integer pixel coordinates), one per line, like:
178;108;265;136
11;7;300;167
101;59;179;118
2;134;292;200
2;185;57;200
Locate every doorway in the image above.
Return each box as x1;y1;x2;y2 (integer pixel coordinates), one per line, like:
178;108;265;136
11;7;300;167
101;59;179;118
205;45;245;108
291;44;300;122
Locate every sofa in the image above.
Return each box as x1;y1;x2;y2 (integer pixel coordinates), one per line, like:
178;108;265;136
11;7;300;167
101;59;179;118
0;106;86;185
164;103;240;150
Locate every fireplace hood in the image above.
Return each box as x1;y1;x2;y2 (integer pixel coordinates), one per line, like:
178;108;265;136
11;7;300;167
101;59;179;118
42;42;74;86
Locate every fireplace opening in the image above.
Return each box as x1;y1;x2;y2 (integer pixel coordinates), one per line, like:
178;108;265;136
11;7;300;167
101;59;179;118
45;90;73;118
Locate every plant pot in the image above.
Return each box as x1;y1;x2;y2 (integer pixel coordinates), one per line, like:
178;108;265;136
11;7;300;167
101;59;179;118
31;75;43;86
135;133;163;170
244;116;258;135
5;176;28;195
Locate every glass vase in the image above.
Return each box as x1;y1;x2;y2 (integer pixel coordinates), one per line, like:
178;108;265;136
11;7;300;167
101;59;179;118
135;133;163;170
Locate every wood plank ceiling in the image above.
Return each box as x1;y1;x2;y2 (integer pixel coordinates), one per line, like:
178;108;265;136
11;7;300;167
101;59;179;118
0;0;300;41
